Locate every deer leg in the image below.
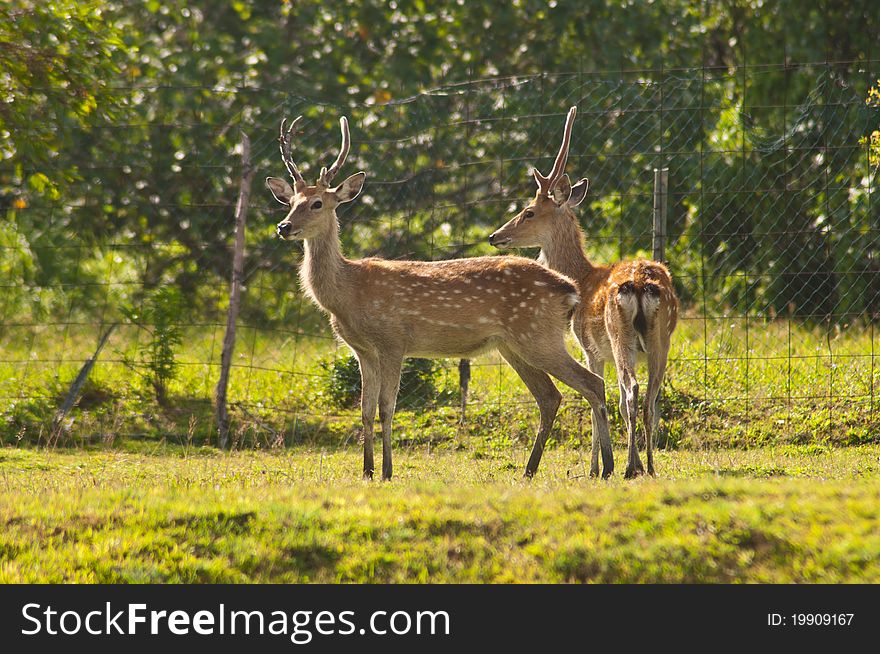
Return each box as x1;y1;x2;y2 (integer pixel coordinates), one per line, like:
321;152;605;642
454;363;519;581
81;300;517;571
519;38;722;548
498;345;562;479
585;353;606;479
517;341;613;479
609;333;643;479
378;356;403;481
643;341;669;477
356;351;381;481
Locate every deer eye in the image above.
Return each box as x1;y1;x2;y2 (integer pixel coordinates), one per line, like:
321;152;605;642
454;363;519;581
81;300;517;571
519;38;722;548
524;210;535;219
311;200;323;210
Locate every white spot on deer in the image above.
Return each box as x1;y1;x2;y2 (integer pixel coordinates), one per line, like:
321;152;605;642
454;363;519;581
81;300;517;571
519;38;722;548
503;269;513;276
519;301;527;308
534;280;547;287
478;316;492;324
489;308;497;315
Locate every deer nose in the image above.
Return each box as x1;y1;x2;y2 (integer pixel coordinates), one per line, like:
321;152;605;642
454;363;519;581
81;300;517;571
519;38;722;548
277;222;292;237
488;232;498;245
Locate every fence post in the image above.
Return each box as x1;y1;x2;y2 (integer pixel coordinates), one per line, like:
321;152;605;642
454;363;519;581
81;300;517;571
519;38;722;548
651;167;670;449
51;323;116;440
652;167;669;261
215;131;254;449
458;359;470;423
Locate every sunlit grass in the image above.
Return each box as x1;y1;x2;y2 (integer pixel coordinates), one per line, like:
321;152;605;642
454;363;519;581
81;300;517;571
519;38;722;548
1;445;878;583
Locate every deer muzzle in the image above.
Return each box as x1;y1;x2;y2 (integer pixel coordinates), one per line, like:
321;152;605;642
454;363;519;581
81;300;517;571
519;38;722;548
276;221;302;240
488;231;512;248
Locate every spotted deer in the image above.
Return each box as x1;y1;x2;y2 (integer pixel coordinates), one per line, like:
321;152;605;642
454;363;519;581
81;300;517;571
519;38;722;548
489;107;679;478
266;115;615;480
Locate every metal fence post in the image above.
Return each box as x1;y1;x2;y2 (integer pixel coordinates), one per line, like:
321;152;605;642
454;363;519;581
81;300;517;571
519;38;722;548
653;167;669;262
651;167;669;449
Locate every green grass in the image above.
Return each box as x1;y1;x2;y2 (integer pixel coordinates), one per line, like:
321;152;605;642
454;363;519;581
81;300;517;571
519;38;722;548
1;444;879;583
1;314;878;582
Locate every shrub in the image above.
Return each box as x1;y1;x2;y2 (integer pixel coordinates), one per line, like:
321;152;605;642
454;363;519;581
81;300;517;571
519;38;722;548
120;287;183;405
318;352;453;410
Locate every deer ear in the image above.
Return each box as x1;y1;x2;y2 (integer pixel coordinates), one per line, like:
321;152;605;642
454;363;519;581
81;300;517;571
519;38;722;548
550;174;572;205
266;177;295;205
331;171;366;204
568;177;590;207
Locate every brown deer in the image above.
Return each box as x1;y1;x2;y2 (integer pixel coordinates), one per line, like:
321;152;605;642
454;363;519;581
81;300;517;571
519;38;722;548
266;115;615;480
489;107;679;478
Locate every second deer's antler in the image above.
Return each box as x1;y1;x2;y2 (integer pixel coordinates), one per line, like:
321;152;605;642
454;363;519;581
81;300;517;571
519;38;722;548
534;106;577;195
319;117;351;187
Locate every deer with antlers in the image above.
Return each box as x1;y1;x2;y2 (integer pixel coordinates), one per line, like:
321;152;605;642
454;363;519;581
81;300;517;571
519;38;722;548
489;107;679;478
266;115;615;480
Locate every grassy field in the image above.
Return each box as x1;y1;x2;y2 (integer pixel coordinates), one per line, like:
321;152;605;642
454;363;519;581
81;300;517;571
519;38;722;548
1;317;878;582
1;443;879;583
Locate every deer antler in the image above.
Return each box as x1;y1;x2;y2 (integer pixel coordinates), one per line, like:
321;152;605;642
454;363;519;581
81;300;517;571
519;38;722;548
279;116;307;191
533;106;577;195
279;116;307;190
319;116;351;187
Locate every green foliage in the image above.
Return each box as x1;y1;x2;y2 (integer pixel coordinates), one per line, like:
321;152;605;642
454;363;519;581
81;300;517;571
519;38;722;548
861;79;880;168
318;352;362;409
0;217;37;319
0;1;129;189
120;287;184;404
318;352;453;410
2;1;878;324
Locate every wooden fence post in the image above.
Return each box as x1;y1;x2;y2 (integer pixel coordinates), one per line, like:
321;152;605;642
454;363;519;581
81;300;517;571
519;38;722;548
51;323;116;439
458;359;471;423
215;131;254;449
652;167;669;262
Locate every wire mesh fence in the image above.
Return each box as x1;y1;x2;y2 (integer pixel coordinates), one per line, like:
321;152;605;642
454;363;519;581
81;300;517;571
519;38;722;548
1;59;878;450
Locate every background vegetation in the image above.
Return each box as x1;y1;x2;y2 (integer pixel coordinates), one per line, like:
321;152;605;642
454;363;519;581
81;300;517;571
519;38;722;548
1;0;878;443
2;0;879;584
3;0;879;322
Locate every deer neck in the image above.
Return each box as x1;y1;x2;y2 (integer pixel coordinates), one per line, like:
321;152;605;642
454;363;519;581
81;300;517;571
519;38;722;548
538;210;594;284
301;218;349;313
